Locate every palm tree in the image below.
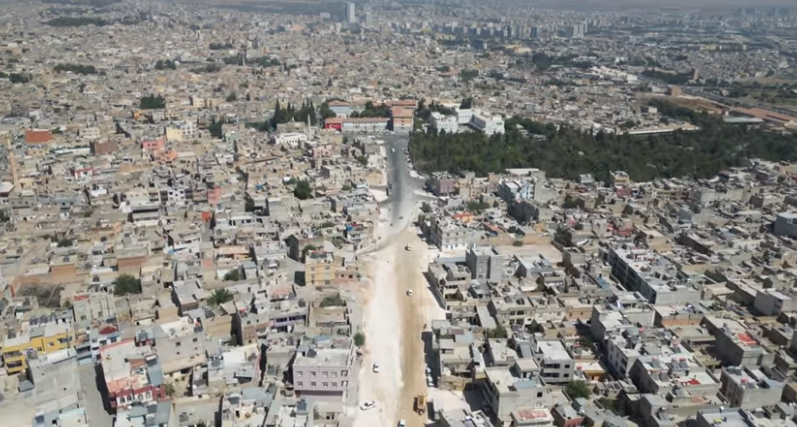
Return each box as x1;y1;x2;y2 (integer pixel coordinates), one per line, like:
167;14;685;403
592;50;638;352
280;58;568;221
207;289;234;306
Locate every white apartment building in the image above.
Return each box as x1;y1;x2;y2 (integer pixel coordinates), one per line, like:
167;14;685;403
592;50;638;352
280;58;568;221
470;110;505;135
430;112;459;134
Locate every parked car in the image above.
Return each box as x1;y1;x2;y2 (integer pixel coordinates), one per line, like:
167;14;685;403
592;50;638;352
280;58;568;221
406;289;413;296
398;421;406;427
372;363;380;373
426;375;434;387
360;401;376;411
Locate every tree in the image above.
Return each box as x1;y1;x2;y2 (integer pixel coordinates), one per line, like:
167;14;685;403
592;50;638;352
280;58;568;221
355;156;368;167
57;238;74;247
320;294;345;307
460;97;473;109
208;118;223;138
0;209;10;223
293;180;312;200
208;289;234;306
512;240;523;247
164;383;176;397
301;244;318;260
139;95;165;109
354;331;365;347
320;102;336;119
466;200;490;214
223;270;241;281
564;380;592;399
226;92;237;102
319;221;335;229
113;274;142;296
485;324;508;339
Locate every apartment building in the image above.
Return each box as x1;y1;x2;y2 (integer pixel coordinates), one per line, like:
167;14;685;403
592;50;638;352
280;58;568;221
469;110;505;135
99;339;166;412
2;314;74;374
136;316;207;375
531;339;576;384
466;245;504;284
305;250;336;286
430;112;459;134
719;366;785;409
481;363;549;427
292;345;354;400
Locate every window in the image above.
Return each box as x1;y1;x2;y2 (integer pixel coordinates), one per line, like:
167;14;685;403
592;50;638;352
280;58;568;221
331;371;338;377
322;382;328;387
297;382;303;387
176;341;182;347
193;337;198;342
332;382;337;387
537;392;543;398
296;371;303;377
342;370;348;376
310;382;316;387
342;381;348;387
311;371;317;377
322;371;328;377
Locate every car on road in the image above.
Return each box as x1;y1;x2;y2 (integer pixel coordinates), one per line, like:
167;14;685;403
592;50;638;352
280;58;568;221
425;366;431;374
360;401;376;411
406;289;413;296
426;375;434;387
398;421;406;427
405;244;412;251
399;216;404;219
372;363;380;373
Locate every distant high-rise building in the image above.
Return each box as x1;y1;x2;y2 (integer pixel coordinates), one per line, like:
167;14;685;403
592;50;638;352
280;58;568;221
364;11;372;28
345;2;356;24
569;23;586;39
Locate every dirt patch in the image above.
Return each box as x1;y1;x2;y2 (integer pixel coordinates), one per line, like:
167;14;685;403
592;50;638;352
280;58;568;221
17;283;64;308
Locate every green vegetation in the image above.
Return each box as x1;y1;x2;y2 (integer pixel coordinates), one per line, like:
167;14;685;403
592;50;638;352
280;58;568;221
354;331;366;347
208;118;223;138
320;293;345;307
0;72;30;83
641;69;691;85
466;200;490;214
57;238;74;247
191;63;222;73
460;69;479;82
112;274;142;296
301;244;318;260
409;104;797;182
293;179;312;200
154;59;176;70
207;289;234;306
341;184;352;191
223;269;241;281
209;42;233;50
485;324;508;339
355;155;368;167
271;100;317;128
416;99;457;122
53;63;97;75
565;380;592;399
164;383;176;397
512;240;524;247
0;209;9;223
226;92;237;102
349;101;389;118
252;56;281;67
139;95;165;110
320;102;337;119
598;397;624;415
46;17;109;27
319;221;336;229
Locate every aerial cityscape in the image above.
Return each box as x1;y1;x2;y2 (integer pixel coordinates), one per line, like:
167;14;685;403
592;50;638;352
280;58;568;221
1;1;797;427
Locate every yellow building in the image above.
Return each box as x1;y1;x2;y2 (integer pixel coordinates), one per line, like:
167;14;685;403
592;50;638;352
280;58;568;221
305;250;336;286
2;321;74;374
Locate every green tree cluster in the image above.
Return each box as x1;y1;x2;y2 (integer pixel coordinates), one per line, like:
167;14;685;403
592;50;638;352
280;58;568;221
271;100;317;128
416;99;457;121
226;92;237;102
460;69;479;81
208;118;223;138
409;105;797;183
209;42;233;50
320;102;337;119
293;179;312;200
191;64;222;73
155;59;176;70
354;331;366;347
224;269;241;281
139;95;166;109
485;324;508;339
320;294;345;307
349;101;389;118
641;69;691;85
565;380;592;399
54;63;97;75
46;17;109;27
466;200;490;214
0;72;30;83
208;289;234;306
112;274;142;296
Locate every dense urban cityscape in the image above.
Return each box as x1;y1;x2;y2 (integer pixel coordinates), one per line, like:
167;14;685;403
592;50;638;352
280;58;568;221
1;1;797;427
